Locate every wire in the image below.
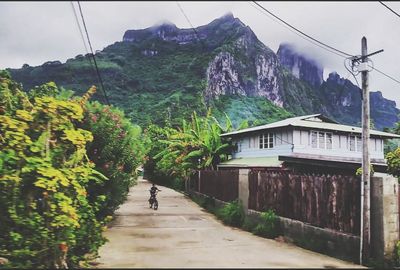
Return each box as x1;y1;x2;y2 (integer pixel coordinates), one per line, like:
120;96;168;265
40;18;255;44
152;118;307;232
77;1;111;106
250;2;347;59
344;57;361;89
379;1;400;19
251;1;400;88
71;2;90;56
251;1;354;58
176;2;202;43
70;2;96;74
370;65;400;85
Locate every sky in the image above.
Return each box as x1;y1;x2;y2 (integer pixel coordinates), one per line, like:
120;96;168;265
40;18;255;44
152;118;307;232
1;1;400;107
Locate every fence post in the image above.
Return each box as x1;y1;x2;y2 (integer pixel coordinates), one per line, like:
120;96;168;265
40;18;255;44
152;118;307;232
198;170;201;193
370;173;399;261
238;169;250;213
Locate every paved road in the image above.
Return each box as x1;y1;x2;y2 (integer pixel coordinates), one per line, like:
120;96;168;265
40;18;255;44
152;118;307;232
96;177;362;268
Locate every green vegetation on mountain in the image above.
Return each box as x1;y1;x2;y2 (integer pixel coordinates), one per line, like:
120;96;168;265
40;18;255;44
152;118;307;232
7;13;399;130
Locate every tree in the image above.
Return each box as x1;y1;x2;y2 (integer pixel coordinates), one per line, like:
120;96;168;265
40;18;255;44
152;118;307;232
147;110;233;188
80;101;148;219
0;74;108;268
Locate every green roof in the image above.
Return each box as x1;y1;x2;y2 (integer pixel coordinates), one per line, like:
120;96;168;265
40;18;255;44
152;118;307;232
218;157;283;168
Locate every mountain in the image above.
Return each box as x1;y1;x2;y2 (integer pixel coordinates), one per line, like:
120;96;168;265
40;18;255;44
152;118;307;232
277;43;323;88
6;13;399;130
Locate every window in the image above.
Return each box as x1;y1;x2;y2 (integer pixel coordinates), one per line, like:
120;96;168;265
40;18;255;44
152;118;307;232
326;133;332;149
259;133;274;149
310;130;333;149
349;135;362;152
311;131;318;148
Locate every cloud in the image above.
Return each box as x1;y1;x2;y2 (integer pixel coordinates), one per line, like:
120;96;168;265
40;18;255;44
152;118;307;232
0;1;399;107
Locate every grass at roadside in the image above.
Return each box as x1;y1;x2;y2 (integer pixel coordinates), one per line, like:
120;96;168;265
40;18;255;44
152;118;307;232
189;194;279;240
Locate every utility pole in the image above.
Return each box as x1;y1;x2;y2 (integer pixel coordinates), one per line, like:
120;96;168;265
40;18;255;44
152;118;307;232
360;36;370;265
347;37;383;266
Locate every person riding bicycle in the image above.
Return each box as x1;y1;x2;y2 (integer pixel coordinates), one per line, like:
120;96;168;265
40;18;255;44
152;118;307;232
149;184;161;209
149;183;160;196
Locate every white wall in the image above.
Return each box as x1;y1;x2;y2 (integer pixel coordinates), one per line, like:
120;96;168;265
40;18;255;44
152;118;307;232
292;129;385;160
230;128;385;160
232;129;293;159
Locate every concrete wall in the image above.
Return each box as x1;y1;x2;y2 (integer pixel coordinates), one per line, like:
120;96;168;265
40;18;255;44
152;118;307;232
247;209;361;263
238;169;249;211
371;173;399;261
190;169;399;264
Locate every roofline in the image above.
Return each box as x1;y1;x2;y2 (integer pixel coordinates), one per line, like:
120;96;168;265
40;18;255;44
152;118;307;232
221;124;400;138
220;113;322;137
220;114;400;139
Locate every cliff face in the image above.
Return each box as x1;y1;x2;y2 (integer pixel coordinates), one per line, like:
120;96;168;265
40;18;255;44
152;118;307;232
277;43;323;88
318;72;400;130
204;30;283;106
7;13;399;130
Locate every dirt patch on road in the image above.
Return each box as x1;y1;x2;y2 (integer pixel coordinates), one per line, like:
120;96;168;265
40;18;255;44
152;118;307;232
133;247;160;252
129;232;170;239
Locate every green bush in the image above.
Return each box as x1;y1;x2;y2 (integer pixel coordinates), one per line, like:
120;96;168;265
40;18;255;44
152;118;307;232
251;209;279;238
242;217;257;231
0;75;108;268
216;199;245;227
80;101;148;220
394;240;400;266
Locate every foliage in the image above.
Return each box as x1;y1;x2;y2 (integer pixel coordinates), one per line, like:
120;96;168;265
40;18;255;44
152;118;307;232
216;199;245;227
145;110;233;188
142;124;181;189
80;101;149;219
0;74;111;268
387;148;400;179
251;210;279;238
6;18;400;131
210;95;293;129
355;165;375;177
189;194;217;214
394;240;400;266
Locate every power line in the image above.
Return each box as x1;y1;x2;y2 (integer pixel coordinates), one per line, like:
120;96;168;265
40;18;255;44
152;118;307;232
371;66;400;85
70;2;96;75
77;1;111;106
176;2;202;43
250;2;400;88
250;2;347;59
379;1;400;19
71;2;91;56
251;1;353;58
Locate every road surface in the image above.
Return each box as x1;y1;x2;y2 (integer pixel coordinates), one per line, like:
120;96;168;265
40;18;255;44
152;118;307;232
96;177;362;268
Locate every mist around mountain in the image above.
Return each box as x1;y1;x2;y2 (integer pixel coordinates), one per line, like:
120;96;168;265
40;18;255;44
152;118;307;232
7;13;399;130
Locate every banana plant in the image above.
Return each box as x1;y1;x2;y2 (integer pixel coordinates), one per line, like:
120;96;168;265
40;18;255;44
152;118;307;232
152;110;233;179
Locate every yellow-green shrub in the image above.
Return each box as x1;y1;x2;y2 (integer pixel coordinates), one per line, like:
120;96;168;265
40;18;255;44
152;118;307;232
0;71;107;268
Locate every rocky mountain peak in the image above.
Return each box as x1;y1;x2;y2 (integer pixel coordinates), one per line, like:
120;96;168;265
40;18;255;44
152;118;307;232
327;72;346;86
123;13;246;45
277;43;323;88
217;12;235;22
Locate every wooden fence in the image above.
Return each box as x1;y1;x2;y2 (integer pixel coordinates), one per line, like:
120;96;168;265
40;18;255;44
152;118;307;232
192;170;239;202
248;170;361;235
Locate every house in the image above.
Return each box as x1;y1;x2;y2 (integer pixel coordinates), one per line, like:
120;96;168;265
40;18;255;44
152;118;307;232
218;114;400;173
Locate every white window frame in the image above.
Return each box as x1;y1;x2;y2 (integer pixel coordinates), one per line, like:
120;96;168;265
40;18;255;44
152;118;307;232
259;133;274;149
349;135;362;152
310;130;333;149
